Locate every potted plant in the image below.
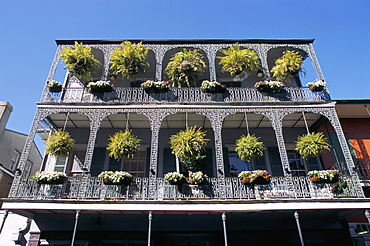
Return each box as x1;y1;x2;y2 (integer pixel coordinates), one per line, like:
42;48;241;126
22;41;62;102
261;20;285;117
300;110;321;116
295;132;331;159
87;80;113;93
238;170;271;185
106;130;141;160
165;48;207;87
308;170;340;183
217;43;261;79
98;171;133;185
47;80;62;92
270;50;304;82
59;41;101;82
45;130;75;157
254;81;285;93
306;79;326;91
169;126;209;171
164;172;186;185
140;80;170;93
188;171;208;185
200;80;226;93
235;134;265;162
109;41;149;80
32;171;67;185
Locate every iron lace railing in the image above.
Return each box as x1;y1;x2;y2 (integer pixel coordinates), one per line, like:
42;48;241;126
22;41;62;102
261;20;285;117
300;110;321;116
10;176;361;200
42;87;330;104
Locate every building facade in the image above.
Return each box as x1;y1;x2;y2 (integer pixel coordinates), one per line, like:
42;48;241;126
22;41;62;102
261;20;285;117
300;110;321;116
2;40;370;245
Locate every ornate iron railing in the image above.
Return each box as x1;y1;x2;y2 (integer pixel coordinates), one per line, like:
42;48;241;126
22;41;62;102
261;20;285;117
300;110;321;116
9;176;361;200
42;87;330;104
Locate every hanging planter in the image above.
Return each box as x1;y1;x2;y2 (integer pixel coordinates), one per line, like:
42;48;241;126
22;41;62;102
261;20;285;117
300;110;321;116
295;132;331;159
217;43;261;78
165;48;207;87
109;41;149;80
270;50;305;82
169;126;209;171
45;130;75;157
98;171;133;185
106;129;141;160
235;134;265;162
60;41;101;82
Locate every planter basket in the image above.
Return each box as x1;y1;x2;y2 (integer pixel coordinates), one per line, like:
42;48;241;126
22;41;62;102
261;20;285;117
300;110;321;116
309;175;339;183
241;175;271;185
189;177;206;185
257;85;270;92
144;88;169;93
202;85;226;93
49;86;62;92
89;86;113;93
168;178;186;185
309;85;324;91
103;177;132;185
37;177;66;185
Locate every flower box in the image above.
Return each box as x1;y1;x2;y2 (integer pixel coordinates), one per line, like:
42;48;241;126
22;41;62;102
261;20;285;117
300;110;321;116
308;170;340;183
309;85;324;91
188;171;208;185
239;170;271;185
141;80;170;93
307;80;326;91
254;81;284;93
87;81;113;93
200;80;226;93
98;171;133;185
32;171;67;185
48;81;63;92
164;172;186;185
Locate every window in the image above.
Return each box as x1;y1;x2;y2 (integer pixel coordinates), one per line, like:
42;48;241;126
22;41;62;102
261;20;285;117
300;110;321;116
108;150;147;177
228;152;252;177
24;160;33;178
287;151;306;176
10;150;21;171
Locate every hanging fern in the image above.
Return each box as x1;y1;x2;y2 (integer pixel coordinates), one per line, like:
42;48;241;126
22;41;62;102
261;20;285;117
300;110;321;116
45;130;75;157
60;41;101;82
169;126;209;171
295;132;331;159
106;130;141;160
165;48;207;87
270;50;304;82
110;41;149;79
235;134;265;161
217;43;261;77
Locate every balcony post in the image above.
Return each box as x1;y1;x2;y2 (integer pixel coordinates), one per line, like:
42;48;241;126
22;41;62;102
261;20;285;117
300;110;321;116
222;212;228;246
294;211;305;246
71;210;81;246
147;211;153;246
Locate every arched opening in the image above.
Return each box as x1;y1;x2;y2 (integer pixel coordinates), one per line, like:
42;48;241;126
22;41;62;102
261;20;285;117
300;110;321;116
159;112;214;177
91;113;151;177
222;112;282;177
215;46;262;88
162;47;210;87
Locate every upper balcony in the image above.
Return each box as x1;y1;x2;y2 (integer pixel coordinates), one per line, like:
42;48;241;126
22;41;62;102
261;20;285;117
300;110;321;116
41;39;329;105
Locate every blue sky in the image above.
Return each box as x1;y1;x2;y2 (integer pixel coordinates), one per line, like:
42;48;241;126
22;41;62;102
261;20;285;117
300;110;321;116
0;0;369;140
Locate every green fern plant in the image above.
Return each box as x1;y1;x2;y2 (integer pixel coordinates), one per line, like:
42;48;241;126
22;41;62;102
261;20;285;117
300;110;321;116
217;43;261;77
45;130;75;157
106;130;141;160
235;134;265;161
60;41;101;82
169;126;209;171
110;41;149;79
165;48;207;87
295;132;331;159
270;50;304;82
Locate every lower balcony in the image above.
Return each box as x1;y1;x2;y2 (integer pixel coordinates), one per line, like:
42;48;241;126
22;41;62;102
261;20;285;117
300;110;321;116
9;175;362;201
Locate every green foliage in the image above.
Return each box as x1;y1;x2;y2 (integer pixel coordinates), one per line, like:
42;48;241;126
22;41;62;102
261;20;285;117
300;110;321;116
110;41;149;79
60;41;101;82
270;50;304;82
45;130;75;157
235;134;265;161
295;132;331;159
165;48;207;87
217;43;261;77
106;130;141;160
169;126;210;171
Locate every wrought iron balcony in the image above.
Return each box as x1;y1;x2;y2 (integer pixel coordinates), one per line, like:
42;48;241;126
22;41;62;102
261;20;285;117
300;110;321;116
43;87;330;104
9;176;361;201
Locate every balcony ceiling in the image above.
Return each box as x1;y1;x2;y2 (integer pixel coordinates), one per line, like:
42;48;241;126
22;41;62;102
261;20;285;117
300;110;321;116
45;112;322;130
